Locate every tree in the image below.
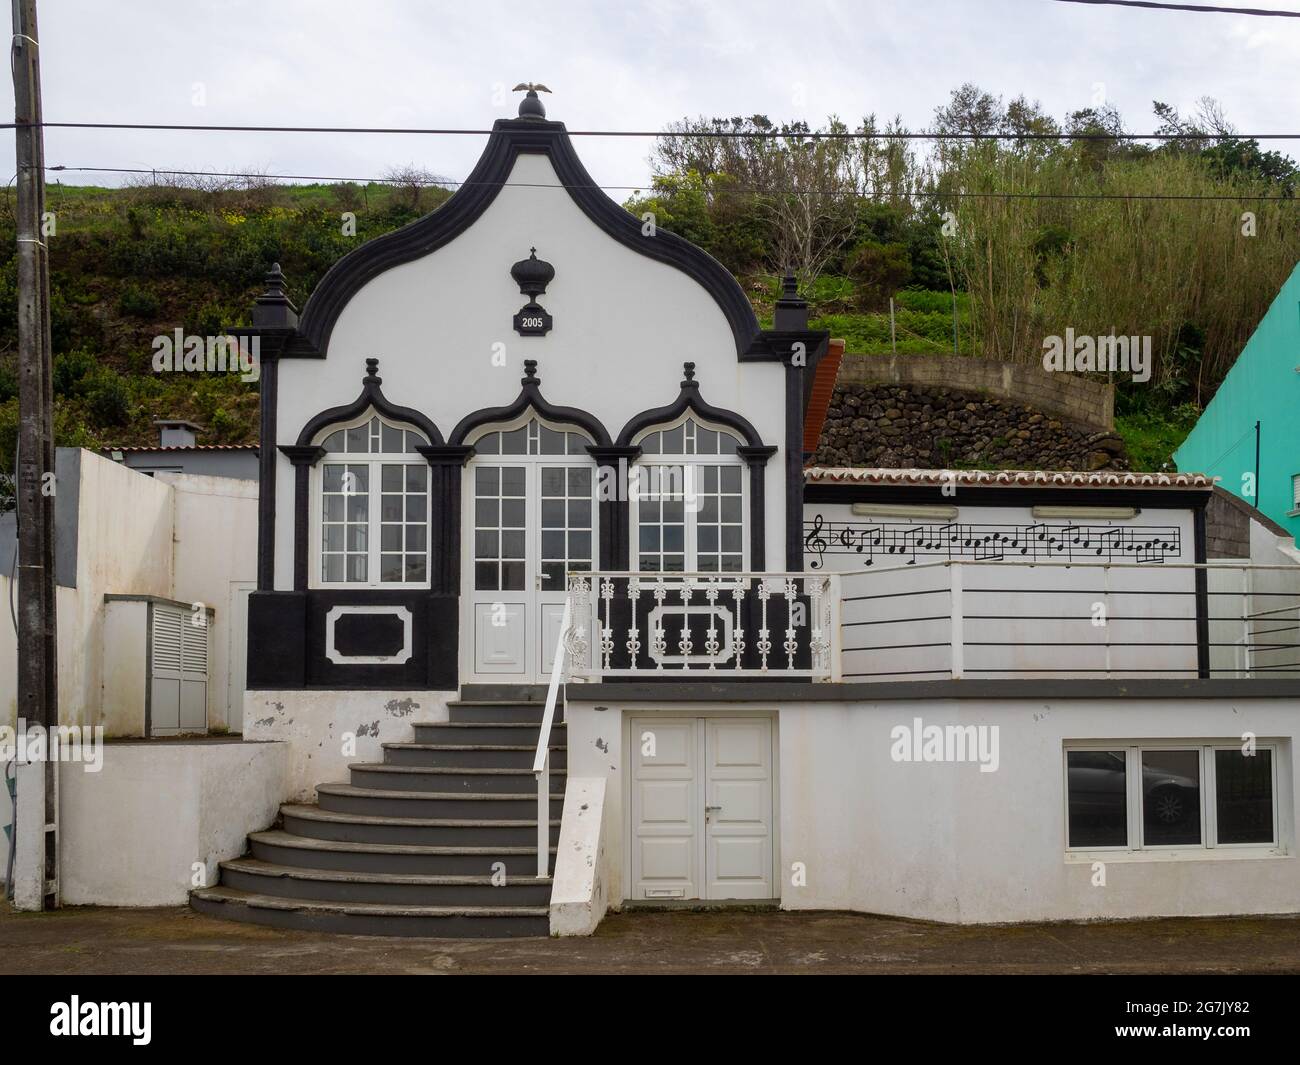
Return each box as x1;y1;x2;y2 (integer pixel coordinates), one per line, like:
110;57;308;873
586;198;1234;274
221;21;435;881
651;115;859;293
383;165;448;210
847;241;912;311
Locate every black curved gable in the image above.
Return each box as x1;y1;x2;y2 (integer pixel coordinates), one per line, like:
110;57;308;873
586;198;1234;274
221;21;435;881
616;362;766;448
294;358;445;446
449;360;612;446
282;117;762;360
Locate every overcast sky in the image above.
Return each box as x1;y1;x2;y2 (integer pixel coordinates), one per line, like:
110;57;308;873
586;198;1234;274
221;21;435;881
6;0;1299;191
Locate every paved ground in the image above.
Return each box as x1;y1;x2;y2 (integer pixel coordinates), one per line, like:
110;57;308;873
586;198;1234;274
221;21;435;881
4;902;1300;974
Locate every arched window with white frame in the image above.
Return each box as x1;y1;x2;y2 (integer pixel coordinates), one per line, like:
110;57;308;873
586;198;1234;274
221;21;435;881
467;415;595;594
313;413;431;588
633;416;745;573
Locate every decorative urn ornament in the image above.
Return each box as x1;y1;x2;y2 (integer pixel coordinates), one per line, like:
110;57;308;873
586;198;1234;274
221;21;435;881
511;247;554;336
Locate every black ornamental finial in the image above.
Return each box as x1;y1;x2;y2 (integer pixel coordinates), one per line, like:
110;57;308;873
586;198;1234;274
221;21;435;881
511;248;555;299
682;362;696;383
511;249;555;336
365;358;381;384
522;359;539;384
252;261;299;329
265;262;287;294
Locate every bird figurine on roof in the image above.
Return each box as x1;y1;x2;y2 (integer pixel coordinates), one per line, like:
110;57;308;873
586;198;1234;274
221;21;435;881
513;82;551;119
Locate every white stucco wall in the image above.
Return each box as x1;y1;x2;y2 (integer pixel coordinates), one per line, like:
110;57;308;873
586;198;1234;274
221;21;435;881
243;689;451;802
70;453;175;730
273;151;787;589
101;599;148;735
158;472;257;732
550;776;610;936
58;739;285;905
565;692;1300;925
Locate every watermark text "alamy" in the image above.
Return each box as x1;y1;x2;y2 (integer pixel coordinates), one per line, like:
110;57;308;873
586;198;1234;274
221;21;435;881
0;720;104;772
1042;329;1151;383
152;331;259;382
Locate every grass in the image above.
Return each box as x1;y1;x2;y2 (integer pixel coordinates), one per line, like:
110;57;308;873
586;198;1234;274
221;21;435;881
1114;407;1199;472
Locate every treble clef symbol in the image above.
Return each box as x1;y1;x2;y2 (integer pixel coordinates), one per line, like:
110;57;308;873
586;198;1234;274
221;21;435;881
804;514;828;569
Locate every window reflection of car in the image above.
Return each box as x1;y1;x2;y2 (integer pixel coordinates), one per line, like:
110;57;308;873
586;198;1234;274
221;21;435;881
1069;751;1198;825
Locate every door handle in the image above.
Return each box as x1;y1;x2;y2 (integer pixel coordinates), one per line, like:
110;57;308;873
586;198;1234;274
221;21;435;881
705;805;722;814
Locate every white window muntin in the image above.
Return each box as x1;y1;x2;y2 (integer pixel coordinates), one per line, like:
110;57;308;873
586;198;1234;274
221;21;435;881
467;415;596;594
469;413;592;457
1062;741;1281;855
632;414;746;574
312;411;431;590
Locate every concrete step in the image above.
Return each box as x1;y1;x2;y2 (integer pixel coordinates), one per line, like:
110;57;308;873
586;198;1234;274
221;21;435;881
219;858;555;907
316;782;564;820
248;829;556;876
349;762;563;794
382;743;567;770
459;684;548;704
447;701;562;724
414;720;566;745
191;885;549;938
281;803;561;847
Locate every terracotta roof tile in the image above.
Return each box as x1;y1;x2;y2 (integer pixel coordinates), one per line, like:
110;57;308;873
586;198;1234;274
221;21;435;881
804;466;1217;489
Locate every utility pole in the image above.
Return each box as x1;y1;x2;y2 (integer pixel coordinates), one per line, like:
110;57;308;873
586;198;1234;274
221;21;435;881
11;0;59;910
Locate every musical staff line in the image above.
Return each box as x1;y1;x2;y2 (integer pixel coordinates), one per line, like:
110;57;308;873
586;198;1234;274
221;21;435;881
803;517;1181;569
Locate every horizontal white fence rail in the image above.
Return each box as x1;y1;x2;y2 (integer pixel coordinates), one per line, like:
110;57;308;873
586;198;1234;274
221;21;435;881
565;571;839;679
838;561;1300;682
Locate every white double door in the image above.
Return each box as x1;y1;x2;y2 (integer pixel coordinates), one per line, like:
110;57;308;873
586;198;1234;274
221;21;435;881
465;458;595;683
630;717;775;901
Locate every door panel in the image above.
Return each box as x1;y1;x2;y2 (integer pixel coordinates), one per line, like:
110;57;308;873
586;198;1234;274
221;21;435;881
630;719;700;899
474;602;527;674
629;717;774;901
705;718;773;899
539;602;569;676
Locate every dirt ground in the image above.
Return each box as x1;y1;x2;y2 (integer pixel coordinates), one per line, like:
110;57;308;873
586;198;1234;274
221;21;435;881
4;902;1300;974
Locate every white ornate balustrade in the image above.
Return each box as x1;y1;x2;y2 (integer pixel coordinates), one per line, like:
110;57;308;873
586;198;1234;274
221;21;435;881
562;571;840;680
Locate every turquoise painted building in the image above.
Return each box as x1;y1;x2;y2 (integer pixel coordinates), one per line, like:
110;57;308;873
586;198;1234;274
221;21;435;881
1176;262;1300;540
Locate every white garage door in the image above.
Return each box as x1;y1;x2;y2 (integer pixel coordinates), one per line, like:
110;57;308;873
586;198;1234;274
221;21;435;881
629;717;774;901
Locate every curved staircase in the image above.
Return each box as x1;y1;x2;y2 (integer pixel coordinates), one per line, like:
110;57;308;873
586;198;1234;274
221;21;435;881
191;696;565;937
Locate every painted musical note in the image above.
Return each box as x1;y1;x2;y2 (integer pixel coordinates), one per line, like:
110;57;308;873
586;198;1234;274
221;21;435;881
801;518;1181;567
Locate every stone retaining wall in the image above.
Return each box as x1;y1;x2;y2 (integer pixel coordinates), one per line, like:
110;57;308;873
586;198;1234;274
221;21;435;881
815;382;1127;471
836;354;1113;433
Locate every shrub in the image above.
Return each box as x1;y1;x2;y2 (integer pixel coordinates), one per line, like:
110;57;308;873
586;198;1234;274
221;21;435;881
118;282;161;318
847;241;913;311
53;348;97;397
85;372;131;427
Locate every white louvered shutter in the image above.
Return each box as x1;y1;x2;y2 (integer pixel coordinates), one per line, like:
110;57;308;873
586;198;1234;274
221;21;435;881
149;604;208;734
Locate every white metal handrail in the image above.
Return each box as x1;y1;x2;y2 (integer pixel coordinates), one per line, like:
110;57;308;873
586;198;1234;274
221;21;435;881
532;596;573;879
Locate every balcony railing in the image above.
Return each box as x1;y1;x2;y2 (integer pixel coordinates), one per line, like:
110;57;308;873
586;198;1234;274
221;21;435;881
552;562;1300;684
563;571;840;679
838;560;1300;681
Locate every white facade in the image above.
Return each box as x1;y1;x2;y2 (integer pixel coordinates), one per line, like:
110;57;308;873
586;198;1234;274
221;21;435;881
563;692;1300;925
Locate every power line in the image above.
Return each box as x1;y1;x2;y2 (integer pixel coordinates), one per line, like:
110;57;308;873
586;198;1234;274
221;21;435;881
5;119;1300;141
39;164;1300;204
1051;0;1300;15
